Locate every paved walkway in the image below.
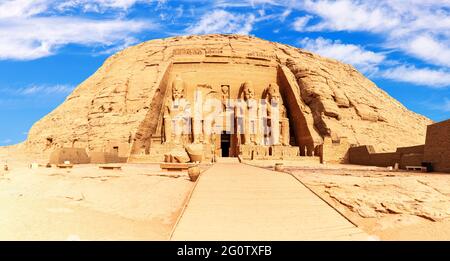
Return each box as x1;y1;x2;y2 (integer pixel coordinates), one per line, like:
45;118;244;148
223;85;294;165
171;163;370;240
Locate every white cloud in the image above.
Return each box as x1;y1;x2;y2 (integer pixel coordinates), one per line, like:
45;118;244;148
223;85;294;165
0;17;154;60
0;0;156;60
55;0;154;13
299;37;385;74
0;84;75;96
381;65;450;88
15;84;75;95
296;0;450;69
0;0;50;18
0;0;151;17
186;10;255;35
302;0;399;33
1;139;13;145
292;15;311;31
214;0;280;8
405;35;450;67
280;8;291;22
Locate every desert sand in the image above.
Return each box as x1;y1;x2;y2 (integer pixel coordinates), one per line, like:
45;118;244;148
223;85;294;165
281;164;450;240
0;146;194;240
2;144;449;240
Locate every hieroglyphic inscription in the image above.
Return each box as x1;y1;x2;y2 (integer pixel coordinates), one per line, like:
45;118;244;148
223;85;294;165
247;51;276;60
173;48;223;56
205;48;223;55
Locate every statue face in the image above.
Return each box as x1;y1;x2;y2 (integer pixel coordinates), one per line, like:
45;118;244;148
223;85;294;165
268;84;281;104
221;86;229;95
172;79;184;100
172;86;183;99
243;82;255;100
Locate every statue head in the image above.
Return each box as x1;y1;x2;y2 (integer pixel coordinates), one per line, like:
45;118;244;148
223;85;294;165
172;76;185;100
267;83;281;104
221;85;229;95
242;81;255;101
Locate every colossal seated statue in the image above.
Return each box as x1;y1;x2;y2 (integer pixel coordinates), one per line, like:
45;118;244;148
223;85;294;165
265;83;290;146
163;76;191;144
236;81;260;145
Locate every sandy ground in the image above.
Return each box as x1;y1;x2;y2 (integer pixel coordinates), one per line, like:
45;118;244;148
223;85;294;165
280;164;450;240
0;146;196;240
2;144;449;240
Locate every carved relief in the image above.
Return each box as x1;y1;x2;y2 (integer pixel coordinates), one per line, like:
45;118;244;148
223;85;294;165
173;48;223;56
173;48;203;56
247;51;276;60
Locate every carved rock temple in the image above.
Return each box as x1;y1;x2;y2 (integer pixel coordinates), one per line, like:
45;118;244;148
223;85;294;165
24;34;432;163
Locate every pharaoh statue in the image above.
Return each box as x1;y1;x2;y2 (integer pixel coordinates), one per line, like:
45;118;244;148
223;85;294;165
265;83;290;146
163;76;190;144
236;81;260;145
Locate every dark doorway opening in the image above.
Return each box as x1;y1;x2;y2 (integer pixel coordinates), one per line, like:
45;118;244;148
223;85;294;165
221;133;230;157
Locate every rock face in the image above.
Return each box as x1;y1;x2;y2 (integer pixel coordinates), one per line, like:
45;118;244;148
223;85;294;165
24;34;431;160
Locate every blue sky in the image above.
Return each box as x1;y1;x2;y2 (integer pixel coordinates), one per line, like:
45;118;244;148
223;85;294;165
0;0;449;145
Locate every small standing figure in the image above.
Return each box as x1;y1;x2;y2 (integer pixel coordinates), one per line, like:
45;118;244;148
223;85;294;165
220;85;234;134
211;133;216;163
221;85;230;110
202;91;222;145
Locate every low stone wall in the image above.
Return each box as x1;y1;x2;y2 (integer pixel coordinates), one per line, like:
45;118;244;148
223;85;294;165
348;145;425;169
348;145;375;165
89;151;127;164
238;144;303;160
396;145;425;155
400;153;424;169
49;148;90;164
49;148;128;164
369;152;400;167
348;118;450;173
322;137;351;163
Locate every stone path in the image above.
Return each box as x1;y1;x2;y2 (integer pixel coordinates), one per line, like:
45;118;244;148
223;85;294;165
171;163;370;240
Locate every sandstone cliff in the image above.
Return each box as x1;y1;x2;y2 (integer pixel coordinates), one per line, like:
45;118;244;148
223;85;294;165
24;34;432;157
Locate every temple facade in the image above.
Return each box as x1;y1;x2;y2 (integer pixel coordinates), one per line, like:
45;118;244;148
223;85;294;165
128;58;320;162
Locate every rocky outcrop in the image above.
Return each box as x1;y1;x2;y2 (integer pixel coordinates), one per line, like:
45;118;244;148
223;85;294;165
24;34;431;157
292;169;450;222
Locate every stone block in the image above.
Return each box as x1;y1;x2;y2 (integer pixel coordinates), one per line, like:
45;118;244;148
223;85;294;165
269;146;299;159
238;145;269;160
49;148;90;164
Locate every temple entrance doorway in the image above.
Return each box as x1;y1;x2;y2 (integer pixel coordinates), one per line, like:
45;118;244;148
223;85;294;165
221;133;231;157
